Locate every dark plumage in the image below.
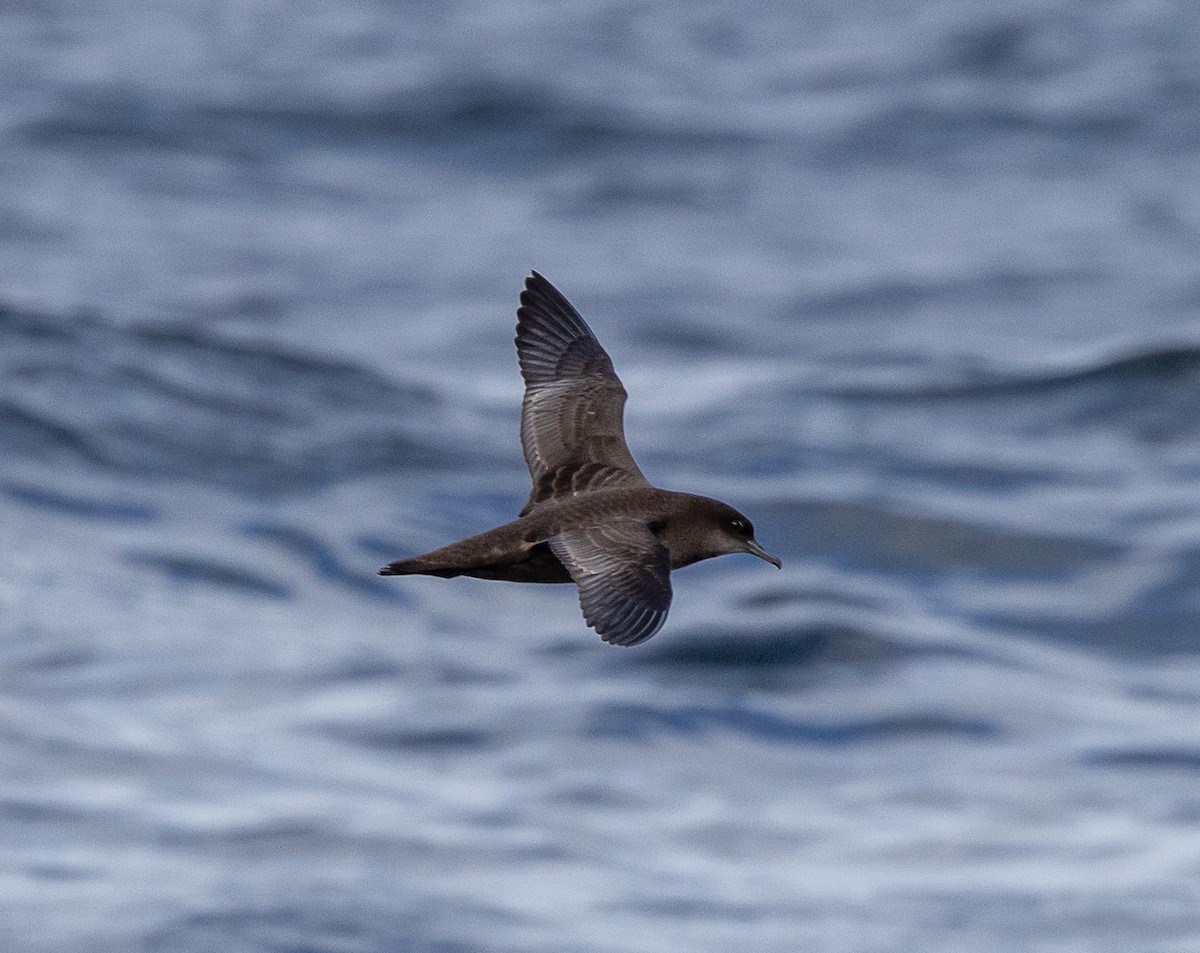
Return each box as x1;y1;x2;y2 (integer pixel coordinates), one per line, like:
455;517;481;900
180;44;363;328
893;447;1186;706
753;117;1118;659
379;272;780;646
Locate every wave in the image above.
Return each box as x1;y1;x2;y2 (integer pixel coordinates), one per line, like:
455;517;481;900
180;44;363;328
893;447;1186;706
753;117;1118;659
125;551;294;600
18;77;751;167
818;343;1200;401
144;905;431;953
0;304;473;495
324;722;496;754
242;521;403;601
1;481;157;522
585;700;999;746
628;622;910;670
762;340;1200;451
1084;748;1200;772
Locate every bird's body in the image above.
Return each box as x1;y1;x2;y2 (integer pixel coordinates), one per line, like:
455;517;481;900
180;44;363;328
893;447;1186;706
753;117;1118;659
380;272;779;646
383;486;757;582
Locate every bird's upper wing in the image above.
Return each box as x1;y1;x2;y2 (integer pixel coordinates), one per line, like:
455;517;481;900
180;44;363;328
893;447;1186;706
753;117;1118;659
548;521;672;646
515;272;650;516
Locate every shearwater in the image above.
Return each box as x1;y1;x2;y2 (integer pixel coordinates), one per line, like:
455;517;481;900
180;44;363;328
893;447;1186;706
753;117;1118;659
380;272;780;646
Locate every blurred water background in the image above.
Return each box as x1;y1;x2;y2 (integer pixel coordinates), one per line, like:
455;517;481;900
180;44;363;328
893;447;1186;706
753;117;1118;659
3;1;1200;950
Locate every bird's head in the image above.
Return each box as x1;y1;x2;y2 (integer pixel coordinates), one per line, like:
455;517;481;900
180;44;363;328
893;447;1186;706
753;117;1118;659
665;496;782;569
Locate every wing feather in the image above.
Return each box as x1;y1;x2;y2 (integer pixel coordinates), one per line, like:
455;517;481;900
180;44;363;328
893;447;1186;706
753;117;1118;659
515;273;649;515
548;522;671;647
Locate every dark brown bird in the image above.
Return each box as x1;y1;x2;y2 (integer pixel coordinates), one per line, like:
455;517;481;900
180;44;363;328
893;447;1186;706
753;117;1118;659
379;272;780;646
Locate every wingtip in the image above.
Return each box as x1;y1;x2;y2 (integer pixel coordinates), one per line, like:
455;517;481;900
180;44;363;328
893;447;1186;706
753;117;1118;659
519;271;546;310
515;271;595;357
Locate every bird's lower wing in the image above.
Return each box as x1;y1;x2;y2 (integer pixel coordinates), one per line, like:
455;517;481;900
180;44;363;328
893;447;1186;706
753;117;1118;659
548;521;671;647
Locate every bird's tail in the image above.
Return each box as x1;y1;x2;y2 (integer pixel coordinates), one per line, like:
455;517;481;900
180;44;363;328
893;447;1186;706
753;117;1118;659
378;557;459;578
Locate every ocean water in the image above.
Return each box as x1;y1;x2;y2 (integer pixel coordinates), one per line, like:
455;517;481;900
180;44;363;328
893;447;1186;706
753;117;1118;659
3;1;1200;950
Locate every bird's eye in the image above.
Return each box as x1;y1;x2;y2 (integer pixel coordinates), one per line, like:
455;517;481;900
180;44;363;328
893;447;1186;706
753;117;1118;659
730;519;747;534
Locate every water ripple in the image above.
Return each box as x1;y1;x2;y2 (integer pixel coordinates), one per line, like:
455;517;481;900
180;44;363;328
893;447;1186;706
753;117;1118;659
0;305;465;494
587;702;1000;746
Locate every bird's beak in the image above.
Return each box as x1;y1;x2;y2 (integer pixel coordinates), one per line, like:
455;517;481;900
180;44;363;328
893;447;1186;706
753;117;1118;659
744;539;782;569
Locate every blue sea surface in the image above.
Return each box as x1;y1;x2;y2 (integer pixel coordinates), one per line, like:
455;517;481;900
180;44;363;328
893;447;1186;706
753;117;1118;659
3;1;1200;950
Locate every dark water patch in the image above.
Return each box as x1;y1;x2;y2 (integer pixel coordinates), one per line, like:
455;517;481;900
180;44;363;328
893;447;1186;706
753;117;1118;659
547;783;655;810
145;905;433;953
127;551;294;600
201;81;759;158
944;17;1040;78
993;344;1200;396
21;87;232;156
823;93;1147;170
632;624;907;670
196;78;572;146
586;702;1000;746
433;664;516;687
0;797;90;824
799;273;949;321
0;304;464;493
242;522;403;602
566;166;743;215
798;264;1099;323
26;862;96;882
627;308;742;354
739;585;881;612
119;365;303;425
133;324;432;411
1033;346;1200;444
355;533;408;561
2;481;157;522
22;78;756;175
535;632;598;659
979;578;1200;657
775;343;1200;453
222;821;330;849
0;398;108;465
0;304;78;342
156;819;332;852
820;343;1200;404
756;499;1121;577
1126;680;1200;705
880;457;1070;493
323;651;408;684
617;894;761;922
324;723;495;754
6;642;98;675
1084;748;1200;772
